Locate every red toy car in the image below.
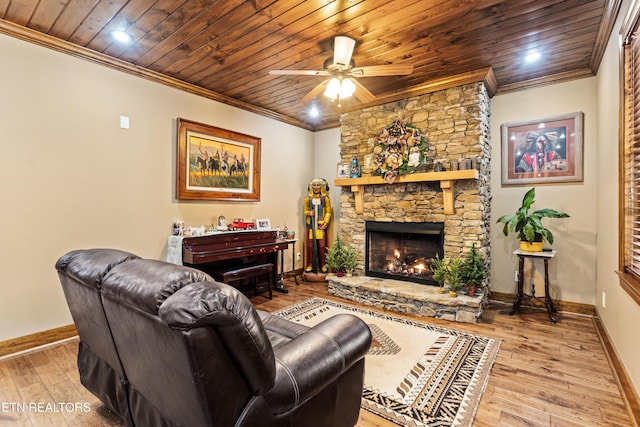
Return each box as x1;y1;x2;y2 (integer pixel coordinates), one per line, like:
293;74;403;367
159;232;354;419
228;218;255;231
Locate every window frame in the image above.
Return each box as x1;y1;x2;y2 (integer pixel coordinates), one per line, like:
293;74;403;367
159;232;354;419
618;1;640;306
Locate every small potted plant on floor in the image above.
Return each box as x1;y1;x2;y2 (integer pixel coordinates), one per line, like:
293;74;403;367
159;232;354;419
460;243;487;297
446;257;463;297
343;244;357;277
325;236;344;276
496;187;569;252
430;253;448;293
325;235;357;277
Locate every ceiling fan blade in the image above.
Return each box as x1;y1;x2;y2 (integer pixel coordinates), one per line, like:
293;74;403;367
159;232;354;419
333;36;355;68
352;79;376;104
350;64;414;77
300;80;329;103
269;69;330;76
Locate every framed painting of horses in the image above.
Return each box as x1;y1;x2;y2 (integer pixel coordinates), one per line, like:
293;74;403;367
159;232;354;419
176;118;261;201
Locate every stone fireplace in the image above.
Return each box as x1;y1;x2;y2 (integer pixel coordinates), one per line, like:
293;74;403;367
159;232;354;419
328;81;492;323
336;82;491;269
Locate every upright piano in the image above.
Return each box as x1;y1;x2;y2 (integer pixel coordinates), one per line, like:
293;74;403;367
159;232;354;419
181;230;294;294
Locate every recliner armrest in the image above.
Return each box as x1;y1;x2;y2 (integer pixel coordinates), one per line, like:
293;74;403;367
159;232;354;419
262;313;371;414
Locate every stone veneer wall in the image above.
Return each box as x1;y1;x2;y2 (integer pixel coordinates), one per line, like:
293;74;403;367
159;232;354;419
337;82;492;275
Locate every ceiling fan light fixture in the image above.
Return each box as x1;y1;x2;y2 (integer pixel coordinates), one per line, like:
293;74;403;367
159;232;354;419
324;77;341;99
340;78;356;98
333;36;355;68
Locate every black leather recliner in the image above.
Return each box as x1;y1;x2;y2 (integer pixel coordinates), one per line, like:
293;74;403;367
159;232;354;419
56;249;372;427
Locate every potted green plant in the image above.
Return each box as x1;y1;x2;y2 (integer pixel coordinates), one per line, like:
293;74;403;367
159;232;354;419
446;257;463;297
430;253;448;293
459;243;487;296
343;244;357;276
496;187;569;252
325;235;357;276
325;237;343;276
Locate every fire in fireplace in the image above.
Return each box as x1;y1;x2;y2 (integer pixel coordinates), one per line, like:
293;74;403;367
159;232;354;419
365;221;444;285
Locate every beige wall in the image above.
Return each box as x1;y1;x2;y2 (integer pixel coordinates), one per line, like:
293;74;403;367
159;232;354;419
490;79;597;304
0;33;315;342
596;0;640;395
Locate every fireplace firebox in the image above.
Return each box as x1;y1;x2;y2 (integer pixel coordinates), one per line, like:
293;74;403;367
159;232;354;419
365;221;444;285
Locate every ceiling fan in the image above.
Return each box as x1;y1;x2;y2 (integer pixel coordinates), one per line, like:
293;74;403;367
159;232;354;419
269;36;413;107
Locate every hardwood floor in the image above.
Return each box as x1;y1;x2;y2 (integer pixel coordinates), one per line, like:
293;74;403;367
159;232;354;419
0;279;633;426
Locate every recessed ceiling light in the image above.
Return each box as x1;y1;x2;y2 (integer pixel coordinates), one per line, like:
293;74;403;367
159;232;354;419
110;17;133;43
525;52;541;63
112;30;133;43
309;106;319;118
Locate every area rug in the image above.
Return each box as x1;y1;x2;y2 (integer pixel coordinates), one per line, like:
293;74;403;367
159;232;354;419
274;297;500;427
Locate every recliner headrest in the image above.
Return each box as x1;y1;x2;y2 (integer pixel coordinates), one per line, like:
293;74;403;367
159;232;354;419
101;259;214;314
55;248;140;289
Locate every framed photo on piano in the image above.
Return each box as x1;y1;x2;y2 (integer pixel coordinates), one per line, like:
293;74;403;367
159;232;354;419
256;218;271;230
176;118;261;201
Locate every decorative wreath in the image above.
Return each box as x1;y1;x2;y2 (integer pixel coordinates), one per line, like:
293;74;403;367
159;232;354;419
372;120;431;182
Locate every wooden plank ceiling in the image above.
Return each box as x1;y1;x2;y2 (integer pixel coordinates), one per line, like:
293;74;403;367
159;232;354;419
0;0;620;131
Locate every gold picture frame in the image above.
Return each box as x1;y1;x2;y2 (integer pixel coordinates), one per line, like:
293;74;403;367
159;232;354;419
176;118;261;201
501;112;583;186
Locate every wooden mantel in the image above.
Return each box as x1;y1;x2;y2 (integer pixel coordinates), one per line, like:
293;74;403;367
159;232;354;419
334;169;479;215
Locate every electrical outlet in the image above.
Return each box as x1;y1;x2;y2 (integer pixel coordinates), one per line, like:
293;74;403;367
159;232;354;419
514;270;518;282
296;252;301;261
602;291;606;308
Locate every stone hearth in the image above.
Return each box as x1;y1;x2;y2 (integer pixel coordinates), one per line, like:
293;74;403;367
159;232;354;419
328;276;488;324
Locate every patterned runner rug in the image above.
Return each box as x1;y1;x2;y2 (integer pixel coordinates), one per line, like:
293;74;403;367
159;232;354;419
274;297;500;427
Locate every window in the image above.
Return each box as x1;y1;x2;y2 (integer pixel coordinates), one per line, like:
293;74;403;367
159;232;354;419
619;4;640;306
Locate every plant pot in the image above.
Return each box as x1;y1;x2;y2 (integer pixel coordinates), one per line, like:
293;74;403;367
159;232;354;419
519;240;544;252
448;291;457;297
437;287;445;294
468;283;477;297
336;271;344;277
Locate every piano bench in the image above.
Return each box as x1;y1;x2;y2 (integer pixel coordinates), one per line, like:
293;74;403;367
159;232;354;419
212;263;273;300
